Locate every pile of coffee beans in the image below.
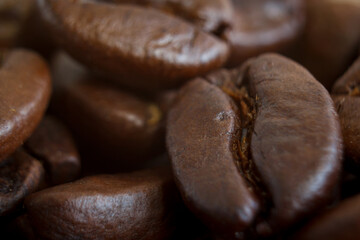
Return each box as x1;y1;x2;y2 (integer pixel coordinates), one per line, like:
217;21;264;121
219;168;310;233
1;0;360;239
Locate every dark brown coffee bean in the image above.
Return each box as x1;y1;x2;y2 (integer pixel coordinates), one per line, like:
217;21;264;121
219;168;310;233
293;194;360;240
223;0;305;66
332;96;360;170
167;54;342;237
0;149;44;216
24;116;81;185
25;168;181;240
0;49;51;163
289;0;360;90
37;0;229;91
107;0;233;34
51;52;165;171
332;56;360;173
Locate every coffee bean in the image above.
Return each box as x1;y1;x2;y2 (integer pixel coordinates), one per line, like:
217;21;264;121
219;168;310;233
0;49;51;164
0;149;44;216
223;0;305;66
106;0;234;34
332;56;360;174
167;53;342;238
289;0;360;89
25;168;181;240
292;194;360;240
24;116;81;185
37;0;229;91
51;52;165;171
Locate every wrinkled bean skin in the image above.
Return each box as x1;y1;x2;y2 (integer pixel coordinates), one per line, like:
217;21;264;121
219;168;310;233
293;194;360;240
51;53;165;171
223;0;305;66
0;149;44;216
37;0;229;91
0;49;51;164
107;0;233;33
25;168;181;240
167;53;342;238
25;116;81;185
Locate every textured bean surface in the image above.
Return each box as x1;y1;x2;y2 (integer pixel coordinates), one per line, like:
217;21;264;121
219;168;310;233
37;0;229;90
25;168;180;240
0;49;51;163
167;53;342;238
108;0;233;33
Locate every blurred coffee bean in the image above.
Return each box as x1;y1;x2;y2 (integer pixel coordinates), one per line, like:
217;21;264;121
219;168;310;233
24;116;81;185
106;0;234;34
51;52;165;172
0;149;44;216
289;0;360;89
37;0;229;91
0;49;51;164
332;56;360;174
25;168;181;240
167;54;342;238
0;0;34;49
292;193;360;240
223;0;305;66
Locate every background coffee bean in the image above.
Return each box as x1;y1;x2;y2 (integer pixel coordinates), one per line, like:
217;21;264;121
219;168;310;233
37;0;229;91
24;116;81;186
51;52;166;173
292;194;360;240
223;0;305;66
25;168;182;240
0;49;51;164
0;149;44;216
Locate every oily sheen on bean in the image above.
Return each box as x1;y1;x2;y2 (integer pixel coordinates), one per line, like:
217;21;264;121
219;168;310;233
0;49;51;164
25;168;181;240
37;0;229;91
167;54;342;238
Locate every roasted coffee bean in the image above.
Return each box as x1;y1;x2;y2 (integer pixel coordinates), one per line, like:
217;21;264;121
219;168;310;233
289;0;360;89
223;0;305;66
0;149;44;216
25;168;181;240
292;194;360;240
0;49;51;164
106;0;234;34
332;56;360;173
0;0;34;49
24;116;81;185
51;52;165;171
37;0;229;91
167;54;342;238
